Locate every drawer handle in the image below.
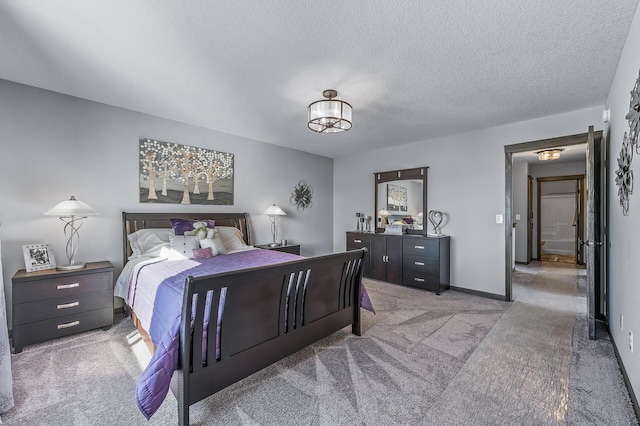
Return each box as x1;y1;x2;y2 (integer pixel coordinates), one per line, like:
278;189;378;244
57;301;80;310
57;283;80;290
57;320;80;329
353;239;362;243
414;245;425;250
414;261;425;266
414;277;425;282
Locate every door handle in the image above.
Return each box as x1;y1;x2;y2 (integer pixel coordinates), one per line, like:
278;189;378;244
580;239;602;247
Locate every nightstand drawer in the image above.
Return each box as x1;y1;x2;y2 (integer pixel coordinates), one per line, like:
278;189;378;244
13;289;113;326
13;271;113;304
12;307;114;350
403;254;438;272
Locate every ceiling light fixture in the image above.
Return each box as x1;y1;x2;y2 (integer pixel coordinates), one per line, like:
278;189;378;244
537;149;564;161
307;89;352;133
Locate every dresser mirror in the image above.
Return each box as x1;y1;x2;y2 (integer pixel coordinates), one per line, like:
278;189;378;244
374;166;428;235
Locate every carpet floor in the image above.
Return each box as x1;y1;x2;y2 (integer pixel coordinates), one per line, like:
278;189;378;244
3;269;637;425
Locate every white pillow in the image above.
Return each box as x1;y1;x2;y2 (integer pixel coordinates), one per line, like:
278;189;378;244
199;234;227;256
169;235;200;258
127;228;174;259
216;226;250;251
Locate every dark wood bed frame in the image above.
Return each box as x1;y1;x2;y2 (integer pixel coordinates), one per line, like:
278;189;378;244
122;212;367;425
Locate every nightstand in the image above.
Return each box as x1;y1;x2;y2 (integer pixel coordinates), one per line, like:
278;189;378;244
255;243;301;255
12;261;114;353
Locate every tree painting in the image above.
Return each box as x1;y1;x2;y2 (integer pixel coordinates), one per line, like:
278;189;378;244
139;138;234;205
387;184;408;212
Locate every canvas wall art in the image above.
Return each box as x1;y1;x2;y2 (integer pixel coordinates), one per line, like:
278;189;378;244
139;138;234;205
387;183;408;212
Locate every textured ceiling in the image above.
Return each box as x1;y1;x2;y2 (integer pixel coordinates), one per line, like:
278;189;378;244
0;1;637;158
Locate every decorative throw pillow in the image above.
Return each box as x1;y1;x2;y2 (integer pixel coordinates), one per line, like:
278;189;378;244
170;218;216;235
127;228;174;259
216;226;250;251
169;235;200;258
192;247;213;259
199;234;227;256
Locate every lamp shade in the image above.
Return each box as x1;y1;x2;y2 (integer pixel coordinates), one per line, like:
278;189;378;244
44;196;98;217
264;204;286;216
308;89;352;133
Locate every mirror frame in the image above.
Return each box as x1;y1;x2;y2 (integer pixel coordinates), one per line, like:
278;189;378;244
374;166;428;235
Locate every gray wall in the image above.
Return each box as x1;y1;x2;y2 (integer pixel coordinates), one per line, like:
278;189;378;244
333;106;603;297
0;79;334;328
605;3;640;403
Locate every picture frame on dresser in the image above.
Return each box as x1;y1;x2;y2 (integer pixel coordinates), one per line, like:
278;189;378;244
22;243;56;272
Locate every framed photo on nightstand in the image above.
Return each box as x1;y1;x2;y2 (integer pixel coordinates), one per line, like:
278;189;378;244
22;244;56;272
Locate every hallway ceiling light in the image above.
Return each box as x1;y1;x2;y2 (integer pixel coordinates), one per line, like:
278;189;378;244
308;89;352;133
537;149;564;161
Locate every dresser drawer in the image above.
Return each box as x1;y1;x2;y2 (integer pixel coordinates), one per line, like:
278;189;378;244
403;254;438;272
13;271;113;304
12;307;114;350
346;233;371;250
13;289;113;326
402;238;438;257
403;270;438;291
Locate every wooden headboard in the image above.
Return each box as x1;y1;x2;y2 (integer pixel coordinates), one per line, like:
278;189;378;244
122;212;251;264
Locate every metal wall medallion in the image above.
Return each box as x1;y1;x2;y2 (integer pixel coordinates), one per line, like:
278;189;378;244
625;69;640;152
615;132;633;216
289;180;313;213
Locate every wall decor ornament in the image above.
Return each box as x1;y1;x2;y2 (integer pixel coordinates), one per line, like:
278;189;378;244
625;69;640;151
615;132;633;216
139;138;234;205
428;210;444;235
289;180;313;213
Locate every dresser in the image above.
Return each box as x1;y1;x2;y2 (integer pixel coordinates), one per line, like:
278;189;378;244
346;232;450;294
12;261;114;353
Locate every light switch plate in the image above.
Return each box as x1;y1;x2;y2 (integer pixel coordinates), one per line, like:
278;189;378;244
496;214;503;224
515;214;521;220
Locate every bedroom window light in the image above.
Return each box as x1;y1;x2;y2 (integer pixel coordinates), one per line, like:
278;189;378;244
44;195;98;270
308;89;352;133
264;204;286;247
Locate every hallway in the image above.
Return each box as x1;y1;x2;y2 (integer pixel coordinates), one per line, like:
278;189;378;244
425;260;637;425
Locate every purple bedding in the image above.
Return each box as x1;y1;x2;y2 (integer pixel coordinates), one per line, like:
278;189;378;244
133;249;373;419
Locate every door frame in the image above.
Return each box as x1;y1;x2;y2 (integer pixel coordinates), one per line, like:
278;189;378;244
536;174;585;264
504;131;601;301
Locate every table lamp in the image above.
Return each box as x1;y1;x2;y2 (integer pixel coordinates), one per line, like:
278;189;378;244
264;204;286;247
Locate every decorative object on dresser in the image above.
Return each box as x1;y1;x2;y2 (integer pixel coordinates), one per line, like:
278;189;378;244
264;203;286;247
289;180;313;212
255;242;301;255
21;243;56;272
44;195;98;270
11;261;114;353
138;138;234;205
427;209;444;235
374;167;428;235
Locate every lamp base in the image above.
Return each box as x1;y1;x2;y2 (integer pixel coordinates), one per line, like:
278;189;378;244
268;243;281;247
57;262;86;271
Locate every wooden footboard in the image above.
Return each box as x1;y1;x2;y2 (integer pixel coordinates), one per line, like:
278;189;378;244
170;248;367;426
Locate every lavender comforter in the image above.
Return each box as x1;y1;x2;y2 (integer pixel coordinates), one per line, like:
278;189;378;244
129;249;373;419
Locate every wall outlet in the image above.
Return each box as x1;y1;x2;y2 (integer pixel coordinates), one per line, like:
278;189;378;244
496;214;503;224
630;331;634;353
620;314;624;330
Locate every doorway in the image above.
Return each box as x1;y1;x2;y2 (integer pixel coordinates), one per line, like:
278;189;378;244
537;175;585;265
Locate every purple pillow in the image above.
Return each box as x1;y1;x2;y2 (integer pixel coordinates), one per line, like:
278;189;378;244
170;218;216;235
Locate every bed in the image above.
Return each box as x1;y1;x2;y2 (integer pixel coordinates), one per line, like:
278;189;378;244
118;212;368;425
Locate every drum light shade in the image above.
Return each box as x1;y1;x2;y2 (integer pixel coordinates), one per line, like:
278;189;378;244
308;89;352;133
